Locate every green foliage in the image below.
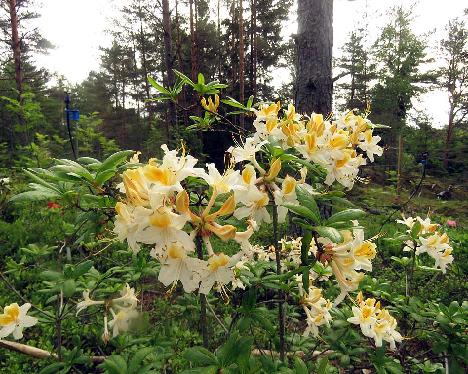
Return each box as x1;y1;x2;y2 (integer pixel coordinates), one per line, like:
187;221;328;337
181;333;254;374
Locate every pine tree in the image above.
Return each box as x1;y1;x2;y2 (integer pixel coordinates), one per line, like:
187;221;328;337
370;6;432;145
335;27;375;111
439;18;468;170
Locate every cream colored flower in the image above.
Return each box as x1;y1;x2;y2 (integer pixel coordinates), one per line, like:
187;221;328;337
0;303;38;340
76;290;105;315
136;206;194;255
274;175;299;223
158;242;204;292
348;294;402;350
297;283;332;337
358;130;383;162
198;252;241;294
108;307;139;337
227;137;266;164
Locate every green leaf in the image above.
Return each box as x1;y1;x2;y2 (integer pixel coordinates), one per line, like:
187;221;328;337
294;357;308;374
39;362;66;374
325;209;365;224
54;159;94;181
221;97;247;110
128;347;154;374
23;169;61;193
183;347;218;366
77;156;101;165
73;260;93;278
216;334;240;366
283;203;320;223
173;69;195;87
40;270;63;281
62;279;76;298
180;366;218;374
410;221;422;239
148;76;170;94
99;150;134;173
252;311;274;334
313;226;343;243
98;355;128;374
296;186;321;223
9;189;60;203
317;357;330;374
246;95;254;108
197;73;205;85
95;169;116;185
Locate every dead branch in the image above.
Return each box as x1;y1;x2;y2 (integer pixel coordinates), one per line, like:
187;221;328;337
0;339;106;364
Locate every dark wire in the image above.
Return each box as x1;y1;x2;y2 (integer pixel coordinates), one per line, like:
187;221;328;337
64;92;77;159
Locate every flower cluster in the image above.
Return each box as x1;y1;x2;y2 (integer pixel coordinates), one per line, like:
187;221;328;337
348;292;402;349
397;215;454;273
113;104;382;300
0;302;37;340
230;103;383;189
296;278;332;337
76;283;139;341
314;222;377;305
113;144;257;295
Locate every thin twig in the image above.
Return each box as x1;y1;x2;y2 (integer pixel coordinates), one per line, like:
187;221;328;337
0;271;52;319
206;298;228;333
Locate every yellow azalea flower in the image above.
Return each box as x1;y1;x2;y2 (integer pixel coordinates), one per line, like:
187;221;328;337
348;294;402;350
158;242;205;292
201;94;220;113
0;303;37;340
122;168;149;206
108;307;139;338
198;252;242;294
307;113;325;136
329;129;350;150
265;158;281;181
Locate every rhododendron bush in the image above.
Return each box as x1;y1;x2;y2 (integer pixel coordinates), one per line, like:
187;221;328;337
2;74;465;373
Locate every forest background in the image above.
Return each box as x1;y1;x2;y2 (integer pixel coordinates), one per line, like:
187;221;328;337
0;0;466;181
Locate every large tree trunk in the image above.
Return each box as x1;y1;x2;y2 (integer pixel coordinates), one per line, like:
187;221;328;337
189;0;198;82
249;0;257;99
238;0;245;129
175;0;189;128
162;0;177;144
9;0;22;98
295;0;333;115
217;0;222;79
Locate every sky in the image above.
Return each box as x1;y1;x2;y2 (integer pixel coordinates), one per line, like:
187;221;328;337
33;0;468;127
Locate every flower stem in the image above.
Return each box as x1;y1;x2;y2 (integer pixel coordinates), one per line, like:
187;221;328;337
272;200;286;361
406;241;417;303
195;235;209;348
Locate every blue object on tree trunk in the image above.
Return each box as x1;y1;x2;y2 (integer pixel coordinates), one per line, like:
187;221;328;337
68;109;80;121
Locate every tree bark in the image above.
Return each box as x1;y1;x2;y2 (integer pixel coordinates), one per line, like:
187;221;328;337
189;0;198;82
175;0;189;128
295;0;333;115
249;0;257;98
217;0;222;79
238;0;245;129
9;0;22;98
162;0;177;144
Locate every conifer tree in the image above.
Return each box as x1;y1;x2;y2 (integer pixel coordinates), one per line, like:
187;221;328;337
335;27;375;111
370;6;432;146
439;18;467;170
